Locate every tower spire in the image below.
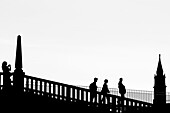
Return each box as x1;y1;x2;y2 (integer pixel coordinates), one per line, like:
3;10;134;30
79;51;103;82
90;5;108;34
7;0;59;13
156;54;163;75
15;35;23;69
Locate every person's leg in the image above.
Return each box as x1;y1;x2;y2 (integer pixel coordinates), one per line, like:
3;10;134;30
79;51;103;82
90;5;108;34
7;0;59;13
121;94;124;106
94;93;97;103
90;93;94;103
106;95;110;104
102;95;106;104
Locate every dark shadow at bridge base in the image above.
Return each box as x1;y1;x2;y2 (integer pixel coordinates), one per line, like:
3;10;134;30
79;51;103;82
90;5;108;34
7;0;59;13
2;89;170;113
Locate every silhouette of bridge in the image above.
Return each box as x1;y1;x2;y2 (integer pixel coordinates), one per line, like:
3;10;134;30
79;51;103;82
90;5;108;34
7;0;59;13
0;73;152;112
0;35;169;112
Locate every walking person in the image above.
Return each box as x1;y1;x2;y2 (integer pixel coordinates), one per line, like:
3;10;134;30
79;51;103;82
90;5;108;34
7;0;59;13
89;77;98;104
118;78;126;105
101;79;110;104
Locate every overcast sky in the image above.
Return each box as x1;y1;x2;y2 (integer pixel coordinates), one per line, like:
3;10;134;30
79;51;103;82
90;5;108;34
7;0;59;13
0;0;170;92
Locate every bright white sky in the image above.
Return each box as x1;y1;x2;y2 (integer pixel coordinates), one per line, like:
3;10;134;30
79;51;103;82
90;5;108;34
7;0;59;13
0;0;170;92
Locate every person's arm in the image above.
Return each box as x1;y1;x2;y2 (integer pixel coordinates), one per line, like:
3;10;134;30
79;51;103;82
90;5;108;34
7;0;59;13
8;65;11;71
107;86;110;93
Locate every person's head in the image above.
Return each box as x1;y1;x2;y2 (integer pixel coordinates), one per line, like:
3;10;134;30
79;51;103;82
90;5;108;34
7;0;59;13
94;77;98;82
2;61;7;67
104;79;108;83
119;78;123;82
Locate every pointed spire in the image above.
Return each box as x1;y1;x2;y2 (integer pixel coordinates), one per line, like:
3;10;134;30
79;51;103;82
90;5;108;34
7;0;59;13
156;54;163;75
15;35;23;69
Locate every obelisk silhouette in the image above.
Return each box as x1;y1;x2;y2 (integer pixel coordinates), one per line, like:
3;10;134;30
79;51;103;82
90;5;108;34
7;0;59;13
15;35;23;69
13;35;25;95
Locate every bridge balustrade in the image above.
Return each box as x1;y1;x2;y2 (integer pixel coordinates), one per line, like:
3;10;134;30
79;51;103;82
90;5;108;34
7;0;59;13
0;73;152;112
24;74;152;112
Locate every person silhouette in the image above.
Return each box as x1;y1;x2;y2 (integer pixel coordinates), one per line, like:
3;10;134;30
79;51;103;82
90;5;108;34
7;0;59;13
2;61;12;94
89;77;98;103
101;79;110;104
118;78;126;105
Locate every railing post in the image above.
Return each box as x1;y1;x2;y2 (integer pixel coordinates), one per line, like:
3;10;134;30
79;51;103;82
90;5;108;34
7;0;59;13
81;89;84;101
13;69;25;96
49;83;51;98
62;85;65;101
40;80;42;96
86;90;89;103
77;88;80;101
53;84;56;98
26;77;29;92
126;99;129;113
66;86;70;102
111;96;116;113
72;87;75;102
135;101;138;112
118;97;121;113
31;78;34;93
57;84;60;100
35;79;38;95
44;81;47;97
122;99;125;113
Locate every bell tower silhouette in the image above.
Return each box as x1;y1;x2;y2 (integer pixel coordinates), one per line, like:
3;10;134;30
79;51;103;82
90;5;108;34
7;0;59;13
153;54;166;105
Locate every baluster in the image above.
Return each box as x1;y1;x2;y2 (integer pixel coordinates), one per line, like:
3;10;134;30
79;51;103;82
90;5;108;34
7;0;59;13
40;80;42;96
122;99;125;113
66;86;70;102
44;81;47;96
143;103;146;112
135;102;138;111
62;85;65;101
86;90;88;103
131;101;134;112
118;97;121;113
77;88;80;101
126;99;129;113
81;89;84;101
111;96;116;113
72;87;75;102
53;84;56;98
49;82;51;98
131;101;133;112
141;103;144;112
35;79;38;94
139;102;142;109
31;78;33;94
57;84;60;100
26;77;29;92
